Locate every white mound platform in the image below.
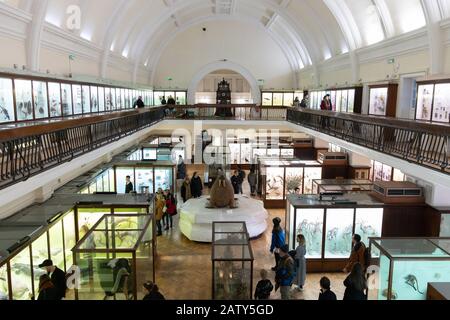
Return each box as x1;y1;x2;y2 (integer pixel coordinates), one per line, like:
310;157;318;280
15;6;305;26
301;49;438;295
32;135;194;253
179;195;269;243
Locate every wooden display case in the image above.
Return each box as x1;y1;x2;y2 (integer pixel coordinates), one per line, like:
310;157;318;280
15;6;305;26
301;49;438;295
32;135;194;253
371;181;424;204
368;83;398;117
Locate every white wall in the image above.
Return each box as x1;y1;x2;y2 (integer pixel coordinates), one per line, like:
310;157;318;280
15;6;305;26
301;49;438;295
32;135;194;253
153;20;294;91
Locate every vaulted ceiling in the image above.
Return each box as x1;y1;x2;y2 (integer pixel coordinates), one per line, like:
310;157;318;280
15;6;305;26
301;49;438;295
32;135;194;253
2;0;450;79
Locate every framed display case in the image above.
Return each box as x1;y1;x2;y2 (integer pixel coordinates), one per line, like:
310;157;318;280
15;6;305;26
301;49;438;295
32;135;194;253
368;238;450;300
82;85;91;114
309;87;362;113
370;161;405;182
72;84;82;115
73;214;155;300
48;82;62;117
368;84;398;117
286;194;384;272
416;80;450;123
153;90;187;105
312;179;373;194
14;79;33;121
32;81;48;119
259;158;324;208
260;91;302;107
61;83;73;116
0;77;15;123
90;86;98;113
212;222;254;300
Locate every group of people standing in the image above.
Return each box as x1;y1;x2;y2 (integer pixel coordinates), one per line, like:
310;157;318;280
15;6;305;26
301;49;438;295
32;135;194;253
230;167;258;196
155;188;177;236
260;218;369;301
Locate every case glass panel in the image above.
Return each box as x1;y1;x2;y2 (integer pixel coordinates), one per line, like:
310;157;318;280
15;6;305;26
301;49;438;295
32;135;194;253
340;90;349;112
285;167;303;195
61;83;73;116
49;221;65;271
348;89;355;113
335;90;342;112
116;167;135;194
176;91;186;105
116;88;122;110
355;208;383;248
90;86;98;112
0;263;8;300
78;208;111;238
14;79;33;121
0;77;14;122
10;248;33;300
135;168;154;194
280;149;294;158
110;88;116;110
105;88;112;111
296;209;324;258
155;168;173;192
154;91;165;105
303;167;322;194
229;144;240;164
416;84;433;121
393;169;405;181
367;244;388;300
265;167;284;200
432;83;450;123
240;144;252;164
63;210;76;269
31;233;50;298
98;87;105;112
324;209;354;258
82;85;91;114
369;87;388;116
33;81;49;119
283;93;294;107
143;148;157;161
72;85;82;115
273;93;283;106
48;82;62;117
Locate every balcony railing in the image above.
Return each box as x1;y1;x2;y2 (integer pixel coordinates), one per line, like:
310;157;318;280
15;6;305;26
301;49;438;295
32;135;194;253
163;104;288;121
287;108;450;174
0;108;165;189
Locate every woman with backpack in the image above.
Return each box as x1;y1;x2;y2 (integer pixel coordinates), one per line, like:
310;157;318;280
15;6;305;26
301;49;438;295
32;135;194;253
163;189;177;230
344;234;367;273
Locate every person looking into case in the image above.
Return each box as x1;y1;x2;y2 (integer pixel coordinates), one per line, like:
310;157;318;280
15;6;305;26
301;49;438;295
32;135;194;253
39;259;67;300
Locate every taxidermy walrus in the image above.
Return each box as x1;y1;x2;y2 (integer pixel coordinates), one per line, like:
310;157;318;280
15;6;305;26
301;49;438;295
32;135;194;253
208;175;237;208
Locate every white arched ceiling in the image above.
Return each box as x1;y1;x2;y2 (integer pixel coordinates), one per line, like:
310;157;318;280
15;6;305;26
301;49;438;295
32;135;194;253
1;0;449;83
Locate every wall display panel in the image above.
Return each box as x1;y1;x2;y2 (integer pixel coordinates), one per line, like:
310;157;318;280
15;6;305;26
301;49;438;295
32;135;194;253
296;209;324;258
121;89;126;109
155;168;173;192
330;91;336;110
229;144;240;164
31;233;49;298
105;87;112;111
373;161;383;181
303;167;322;194
81;86;91;114
61;83;73;116
240;144;252;164
273;93;283;106
267;149;280;157
143;148;157;161
116;88;122;110
416;84;434;121
285;168;303;195
355;208;383;248
10;248;33;300
280;149;294;158
283;93;294;107
369;88;388;116
0;77;14;122
33;81;49;119
98;87;105;112
116;167;135;194
324;209;354;258
0;263;8;300
340;90;348;113
90;86;98;112
110;88;116;110
14;79;33;121
135;168;154;194
176;91;186;105
48;82;62;117
262;92;273;106
393;169;405;182
265;167;284;200
72;85;82;115
347;90;355;113
432;83;450;123
335;90;342;112
154;91;165;105
48;221;65;271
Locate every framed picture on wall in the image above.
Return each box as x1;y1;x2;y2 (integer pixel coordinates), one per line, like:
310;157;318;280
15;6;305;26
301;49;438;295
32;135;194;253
369;87;388;116
0;77;15;123
14;79;33;121
415;84;434;121
432;83;450;123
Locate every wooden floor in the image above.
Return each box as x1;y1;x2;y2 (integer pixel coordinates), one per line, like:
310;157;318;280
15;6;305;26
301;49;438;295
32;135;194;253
154;176;347;300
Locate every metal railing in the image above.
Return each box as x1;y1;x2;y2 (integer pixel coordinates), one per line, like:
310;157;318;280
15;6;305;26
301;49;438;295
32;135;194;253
163;104;288;121
0;108;165;189
287;108;450;174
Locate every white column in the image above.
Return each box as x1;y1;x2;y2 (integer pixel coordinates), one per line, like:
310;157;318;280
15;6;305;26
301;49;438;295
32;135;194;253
26;0;48;71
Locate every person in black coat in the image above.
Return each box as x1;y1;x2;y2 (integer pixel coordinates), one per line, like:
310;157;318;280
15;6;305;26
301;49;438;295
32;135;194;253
37;274;59;301
125;176;134;194
231;171;241;195
343;263;367;300
190;172;203;198
39;259;67;300
143;282;165;300
177;156;186;180
318;277;337;301
133;96;145;108
254;269;274;300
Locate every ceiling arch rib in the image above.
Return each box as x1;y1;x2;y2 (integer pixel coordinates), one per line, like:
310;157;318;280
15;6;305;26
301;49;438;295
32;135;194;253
421;0;444;75
141;14;302;87
27;0;49;71
323;0;362;51
373;0;395;38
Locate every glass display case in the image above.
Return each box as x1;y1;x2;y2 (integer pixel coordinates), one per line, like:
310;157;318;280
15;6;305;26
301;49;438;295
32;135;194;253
14;79;33;121
312;179;373;194
82;85;91;114
416;84;434;121
9;247;33;300
0;261;8;300
262;92;272;106
286;194;384;271
61;83;73;116
309;87;361;113
272;93;283;106
31;233;50;298
33;81;49;119
98;87;105;112
73;214;155;300
212;222;254;300
90;86;98;113
368;238;450;300
265;167;285;200
175;91;186;105
0;77;14;123
48;82;62;117
369;87;388;116
72;85;82;115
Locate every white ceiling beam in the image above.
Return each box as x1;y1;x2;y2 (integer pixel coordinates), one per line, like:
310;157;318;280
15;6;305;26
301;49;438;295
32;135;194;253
373;0;395;38
421;0;444;75
26;0;48;71
265;13;277;29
